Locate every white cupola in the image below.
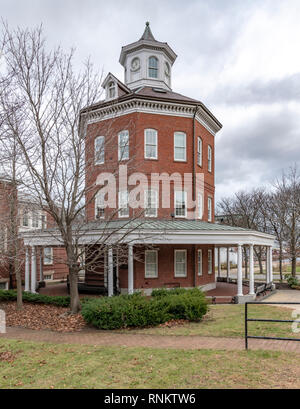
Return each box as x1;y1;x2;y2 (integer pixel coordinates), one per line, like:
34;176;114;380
119;22;177;91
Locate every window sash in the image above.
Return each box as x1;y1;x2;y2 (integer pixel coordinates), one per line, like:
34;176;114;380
208;250;213;274
95;191;105;219
145;190;158;217
208;197;212;222
95;136;105;164
118;130;129;161
198;250;203;276
174;250;187;277
144;129;157;159
145;250;158;278
208;145;212;172
198;193;203;219
175;191;187;218
44;247;53;265
197;137;202;166
118;191;129;217
174;132;186;161
149;57;158;78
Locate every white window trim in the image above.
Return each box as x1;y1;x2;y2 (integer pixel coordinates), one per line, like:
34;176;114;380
198;249;203;276
208;145;212;172
118;190;129;218
144;129;158;160
208;196;213;222
144;189;158;218
208;249;213;275
148;56;159;79
44;272;54;281
197;137;202;167
145;250;158;278
174;249;187;277
107;81;117;100
174;190;187;218
198;192;203;220
95;191;105;220
118;130;129;161
44;247;53;266
174;132;187;162
95;136;105;165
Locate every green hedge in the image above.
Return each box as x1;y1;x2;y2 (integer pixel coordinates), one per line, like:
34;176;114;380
81;289;208;330
0;290;71;307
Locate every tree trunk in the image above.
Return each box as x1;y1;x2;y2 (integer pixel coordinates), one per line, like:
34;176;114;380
279;242;283;281
291;255;297;277
15;244;22;310
69;268;81;314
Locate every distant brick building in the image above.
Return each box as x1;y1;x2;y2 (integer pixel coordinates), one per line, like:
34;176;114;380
22;23;275;302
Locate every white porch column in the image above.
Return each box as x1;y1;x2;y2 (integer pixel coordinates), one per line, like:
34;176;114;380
108;247;114;297
249;244;255;295
31;246;37;293
237;244;243;296
217;247;221;278
128;244;134;295
269;246;273;283
25;247;30;292
226;247;230;282
266;246;270;283
39;248;44;282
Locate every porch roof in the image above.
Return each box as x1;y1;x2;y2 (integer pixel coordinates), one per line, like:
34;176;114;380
22;219;275;247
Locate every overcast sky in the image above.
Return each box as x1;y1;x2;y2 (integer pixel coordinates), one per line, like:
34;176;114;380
1;0;300;202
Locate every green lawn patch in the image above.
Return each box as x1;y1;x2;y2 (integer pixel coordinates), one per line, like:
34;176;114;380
121;304;300;339
0;339;299;389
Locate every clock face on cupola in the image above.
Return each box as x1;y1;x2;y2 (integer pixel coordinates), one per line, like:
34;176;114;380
119;22;177;91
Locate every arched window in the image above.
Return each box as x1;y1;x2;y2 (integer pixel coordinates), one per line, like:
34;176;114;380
108;81;116;99
148;56;158;78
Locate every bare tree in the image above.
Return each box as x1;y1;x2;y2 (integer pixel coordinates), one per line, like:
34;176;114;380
1;25;153;313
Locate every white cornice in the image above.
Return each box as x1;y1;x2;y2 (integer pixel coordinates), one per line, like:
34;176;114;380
84;98;222;136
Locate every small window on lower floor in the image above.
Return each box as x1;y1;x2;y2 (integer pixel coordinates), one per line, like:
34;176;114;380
174;249;187;277
208;249;213;274
145;250;158;278
198;250;203;276
44;273;53;281
44;247;53;265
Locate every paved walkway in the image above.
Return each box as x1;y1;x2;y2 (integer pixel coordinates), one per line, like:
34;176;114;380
262;290;300;309
1;326;300;353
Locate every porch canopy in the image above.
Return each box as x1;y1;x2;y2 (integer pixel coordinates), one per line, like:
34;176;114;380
22;220;275;302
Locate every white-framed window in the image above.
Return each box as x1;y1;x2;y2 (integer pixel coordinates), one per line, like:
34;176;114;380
95;136;105;165
118;190;129;218
145;250;158;278
208;197;212;222
175;191;187;218
32;211;39;228
174;132;186;161
118;130;129;161
41;214;47;230
44;247;53;265
174;249;187;277
198;192;204;219
148;56;158;78
95;191;105;219
144;190;158;217
198;249;203;276
208;145;212;172
144;129;157;159
108;81;116;99
197;137;202;166
44;273;54;281
22;211;29;227
208;249;213;274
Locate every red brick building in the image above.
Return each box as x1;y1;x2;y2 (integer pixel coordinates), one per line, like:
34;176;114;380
22;23;275;302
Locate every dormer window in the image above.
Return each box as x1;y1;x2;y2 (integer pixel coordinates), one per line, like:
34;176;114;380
108;81;116;99
148;56;158;78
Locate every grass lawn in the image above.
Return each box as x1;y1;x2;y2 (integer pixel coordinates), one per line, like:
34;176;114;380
120;304;300;339
0;339;299;389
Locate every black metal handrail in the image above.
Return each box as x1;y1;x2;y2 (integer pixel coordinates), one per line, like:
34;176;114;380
245;302;300;350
